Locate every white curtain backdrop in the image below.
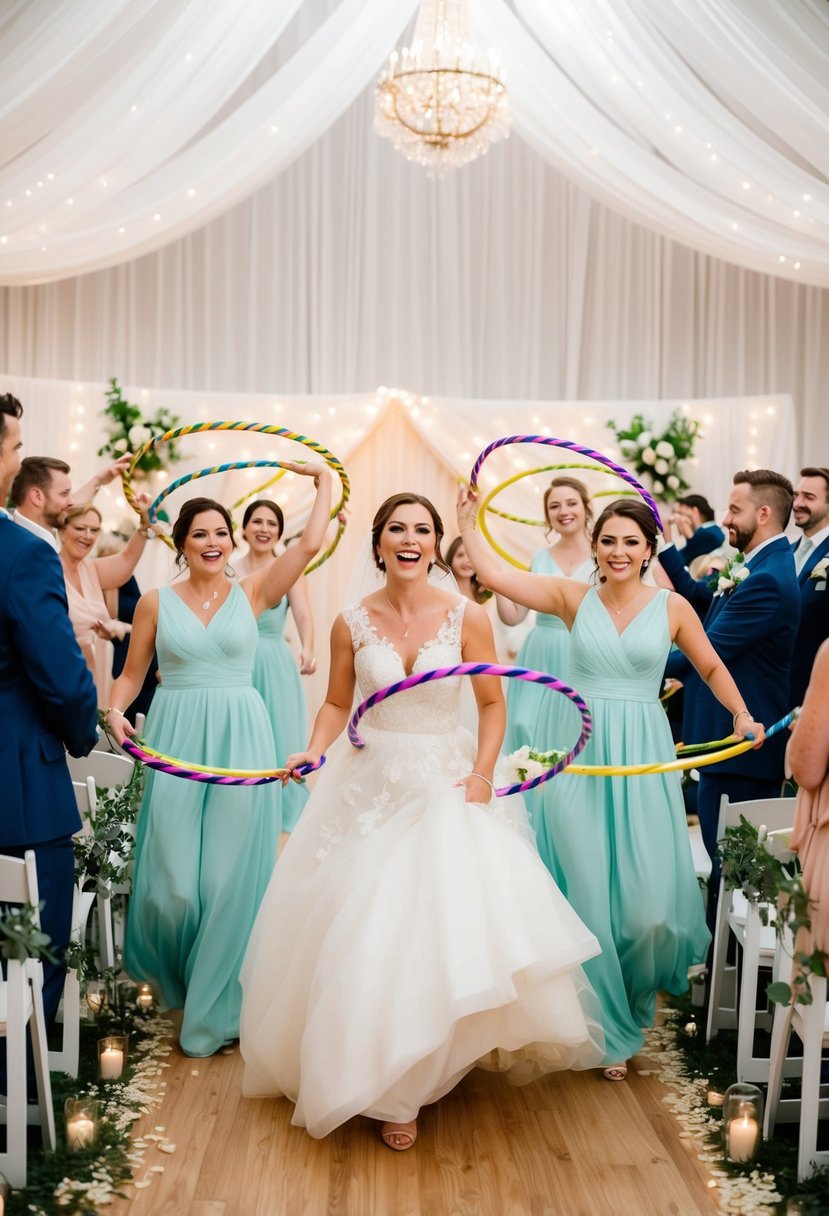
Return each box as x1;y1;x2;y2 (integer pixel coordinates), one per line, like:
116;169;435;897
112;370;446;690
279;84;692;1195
0;372;797;710
2;0;829;285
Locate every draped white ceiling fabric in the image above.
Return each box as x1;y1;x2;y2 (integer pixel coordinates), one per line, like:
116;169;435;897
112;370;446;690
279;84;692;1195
2;0;829;285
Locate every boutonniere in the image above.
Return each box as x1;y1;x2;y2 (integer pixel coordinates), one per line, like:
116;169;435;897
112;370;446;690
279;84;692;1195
710;553;749;597
809;557;829;581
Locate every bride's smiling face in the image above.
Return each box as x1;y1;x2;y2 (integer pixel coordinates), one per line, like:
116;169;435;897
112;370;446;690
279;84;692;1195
376;504;437;581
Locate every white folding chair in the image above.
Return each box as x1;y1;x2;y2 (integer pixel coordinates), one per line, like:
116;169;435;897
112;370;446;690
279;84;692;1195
66;750;135;789
764;923;829;1180
706;795;797;1082
0;851;57;1186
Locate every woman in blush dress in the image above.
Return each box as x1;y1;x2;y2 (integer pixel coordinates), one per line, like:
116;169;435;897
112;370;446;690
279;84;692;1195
457;489;765;1080
104;463;332;1057
235;499;316;835
787;639;829;958
59;501;154;707
240;493;605;1151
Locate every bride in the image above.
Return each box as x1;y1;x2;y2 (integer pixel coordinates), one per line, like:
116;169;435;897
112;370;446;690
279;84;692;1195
239;492;604;1151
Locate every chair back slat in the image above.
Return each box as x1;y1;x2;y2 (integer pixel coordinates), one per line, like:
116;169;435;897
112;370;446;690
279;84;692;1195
0;849;40;910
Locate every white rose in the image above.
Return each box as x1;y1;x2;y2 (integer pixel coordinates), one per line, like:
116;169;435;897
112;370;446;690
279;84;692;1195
733;567;750;583
655;459;670;475
641;447;656;465
112;437;129;452
128;424;151;446
653;480;665;495
656;440;674;458
717;575;733;594
636;431;653;448
619;440;637;457
667;475;680;490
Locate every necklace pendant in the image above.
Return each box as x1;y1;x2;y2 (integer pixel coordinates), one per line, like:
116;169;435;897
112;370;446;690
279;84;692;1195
202;590;219;611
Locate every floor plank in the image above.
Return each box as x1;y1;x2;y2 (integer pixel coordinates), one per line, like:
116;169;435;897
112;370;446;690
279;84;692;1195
107;1031;719;1216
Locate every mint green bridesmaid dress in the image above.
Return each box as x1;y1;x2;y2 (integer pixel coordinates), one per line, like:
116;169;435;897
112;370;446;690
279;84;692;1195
124;584;282;1056
505;549;593;836
251;599;309;832
540;587;710;1065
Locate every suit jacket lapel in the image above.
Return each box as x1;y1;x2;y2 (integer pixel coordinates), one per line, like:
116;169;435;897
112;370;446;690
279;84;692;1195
799;535;829;585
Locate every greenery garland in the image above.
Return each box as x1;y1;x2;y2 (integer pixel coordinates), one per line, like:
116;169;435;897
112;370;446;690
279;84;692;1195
718;815;827;1006
96;378;180;476
0;901;56;963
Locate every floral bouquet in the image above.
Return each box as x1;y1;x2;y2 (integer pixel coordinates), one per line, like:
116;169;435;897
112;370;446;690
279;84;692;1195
810;556;829;583
97;377;181;475
504;744;566;784
607;409;699;502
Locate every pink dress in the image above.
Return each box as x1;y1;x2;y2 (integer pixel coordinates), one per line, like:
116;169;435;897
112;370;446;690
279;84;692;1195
64;559;113;708
788;744;829;955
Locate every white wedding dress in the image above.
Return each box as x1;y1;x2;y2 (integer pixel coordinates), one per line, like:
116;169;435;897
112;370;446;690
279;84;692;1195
239;598;604;1138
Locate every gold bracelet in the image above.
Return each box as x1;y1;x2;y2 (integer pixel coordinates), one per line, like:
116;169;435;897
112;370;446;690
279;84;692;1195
103;707;125;720
733;709;752;727
459;524;476;533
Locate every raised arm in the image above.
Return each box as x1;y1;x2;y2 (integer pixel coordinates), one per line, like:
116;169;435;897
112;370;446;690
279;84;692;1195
246;463;333;614
281;613;355;778
456;485;578;621
287;576;315;673
669;593;765;745
456;601;505;804
73;454;133;505
94;491;154;591
786;640;829;790
495;592;531;626
103;591;159;743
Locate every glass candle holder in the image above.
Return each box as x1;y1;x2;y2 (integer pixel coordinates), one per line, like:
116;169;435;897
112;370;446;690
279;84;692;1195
723;1082;763;1164
65;1097;99;1151
84;979;108;1015
135;982;155;1012
98;1033;128;1080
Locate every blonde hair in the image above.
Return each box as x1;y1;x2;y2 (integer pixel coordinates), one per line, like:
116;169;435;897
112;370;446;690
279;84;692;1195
62;502;102;529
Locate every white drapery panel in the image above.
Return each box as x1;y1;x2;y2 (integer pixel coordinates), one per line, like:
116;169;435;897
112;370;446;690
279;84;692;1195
0;372;796;705
3;0;829;284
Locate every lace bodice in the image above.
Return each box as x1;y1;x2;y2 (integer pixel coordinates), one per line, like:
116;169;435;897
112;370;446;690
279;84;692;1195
343;599;466;734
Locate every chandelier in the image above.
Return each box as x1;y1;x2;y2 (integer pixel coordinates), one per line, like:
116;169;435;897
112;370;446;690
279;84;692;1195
374;0;509;177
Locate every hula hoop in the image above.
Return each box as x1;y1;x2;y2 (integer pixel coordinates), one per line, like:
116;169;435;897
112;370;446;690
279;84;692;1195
484;463;622;527
148;461;290;527
562;710;795;777
230;467;287;512
123;421;350;572
479;461;637;569
469;436;662;535
347;663;592;797
121;737;325;785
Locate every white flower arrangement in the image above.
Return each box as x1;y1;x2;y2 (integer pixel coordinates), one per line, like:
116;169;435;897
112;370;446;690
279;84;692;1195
809;556;829;581
607;410;700;502
504;744;566;783
711;553;750;597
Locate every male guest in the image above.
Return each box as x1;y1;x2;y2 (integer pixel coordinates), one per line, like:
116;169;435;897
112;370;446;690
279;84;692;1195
10;452;131;551
0;394;99;1061
790;466;829;710
661;470;799;870
671;493;727;567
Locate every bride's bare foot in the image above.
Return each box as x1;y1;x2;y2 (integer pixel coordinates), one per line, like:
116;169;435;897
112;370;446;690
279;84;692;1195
380;1120;417;1150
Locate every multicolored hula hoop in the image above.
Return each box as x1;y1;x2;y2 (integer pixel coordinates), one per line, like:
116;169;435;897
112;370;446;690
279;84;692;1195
121;737;325;785
347;664;593;797
123;421;350;573
147;460;290;527
469;437;663;533
479;461;638;570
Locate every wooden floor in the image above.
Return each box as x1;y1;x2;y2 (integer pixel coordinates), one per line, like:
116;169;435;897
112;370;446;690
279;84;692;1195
108;1027;720;1216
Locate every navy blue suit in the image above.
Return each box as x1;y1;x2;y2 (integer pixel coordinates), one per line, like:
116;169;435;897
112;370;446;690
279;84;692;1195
679;521;726;567
790;534;829;710
662;536;799;871
0;514;98;1060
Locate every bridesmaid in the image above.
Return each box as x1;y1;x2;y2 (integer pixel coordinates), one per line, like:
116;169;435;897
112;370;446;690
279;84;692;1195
236;499;316;835
498;478;593;758
105;462;331;1056
457;489;764;1079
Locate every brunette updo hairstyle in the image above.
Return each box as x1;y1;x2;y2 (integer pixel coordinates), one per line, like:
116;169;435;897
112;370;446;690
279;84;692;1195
371;492;450;573
445;535;490;603
241;498;284;536
543;476;593;537
591;498;659;582
172;497;236;572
